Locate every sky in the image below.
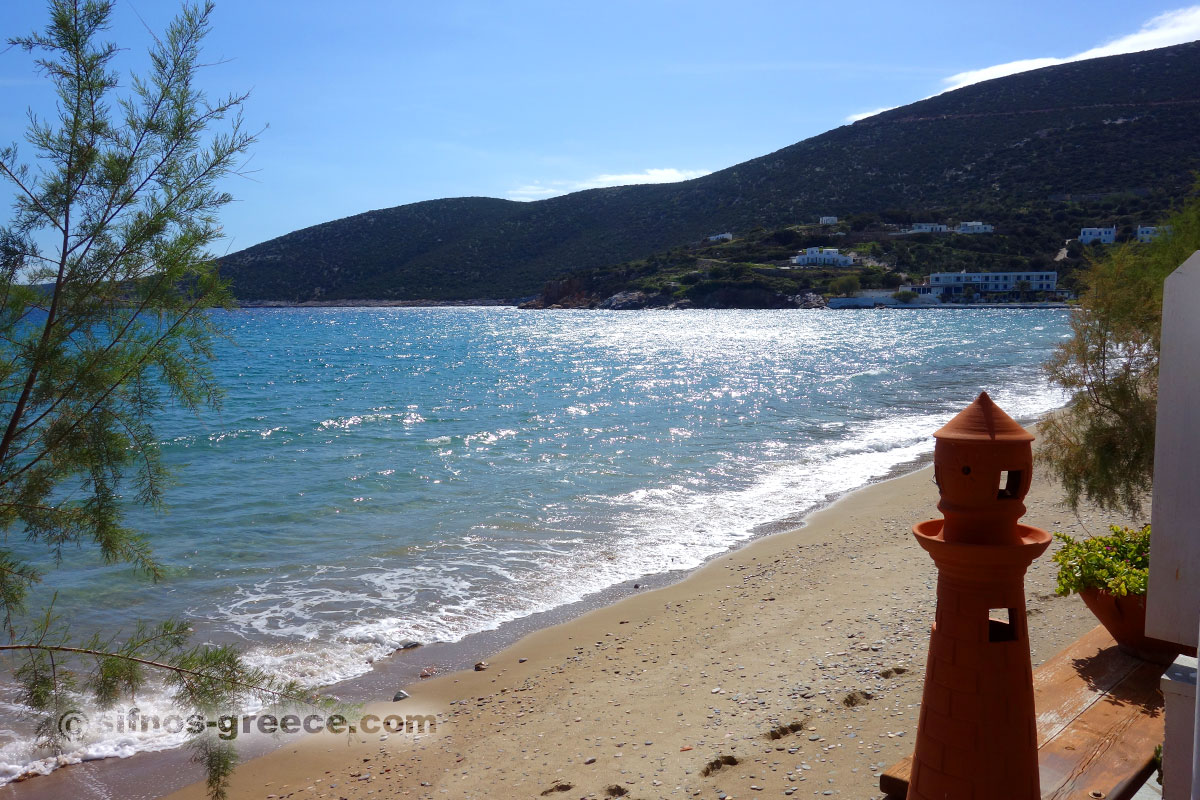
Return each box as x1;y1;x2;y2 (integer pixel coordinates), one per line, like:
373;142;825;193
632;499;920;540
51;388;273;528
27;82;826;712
2;1;1200;253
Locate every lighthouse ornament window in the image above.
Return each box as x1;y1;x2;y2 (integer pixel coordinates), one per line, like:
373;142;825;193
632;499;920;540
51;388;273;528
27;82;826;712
907;392;1051;800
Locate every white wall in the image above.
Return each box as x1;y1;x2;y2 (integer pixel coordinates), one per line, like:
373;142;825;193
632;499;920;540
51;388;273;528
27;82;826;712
1079;227;1116;244
1161;658;1196;799
1147;250;1200;648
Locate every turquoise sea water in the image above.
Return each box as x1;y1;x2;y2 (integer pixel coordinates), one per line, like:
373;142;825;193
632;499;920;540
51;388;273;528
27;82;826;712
0;306;1071;778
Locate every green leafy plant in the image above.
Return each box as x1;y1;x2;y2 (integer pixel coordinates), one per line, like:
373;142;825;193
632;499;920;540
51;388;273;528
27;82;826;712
1052;524;1151;597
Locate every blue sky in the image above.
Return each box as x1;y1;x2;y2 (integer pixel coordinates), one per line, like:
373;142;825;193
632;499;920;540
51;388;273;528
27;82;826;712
3;1;1200;252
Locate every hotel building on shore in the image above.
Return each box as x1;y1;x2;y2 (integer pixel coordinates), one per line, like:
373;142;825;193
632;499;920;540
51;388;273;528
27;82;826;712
908;270;1059;299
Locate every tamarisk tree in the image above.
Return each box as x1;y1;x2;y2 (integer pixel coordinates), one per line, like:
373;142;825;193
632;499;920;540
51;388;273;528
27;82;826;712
1038;188;1200;518
0;2;309;795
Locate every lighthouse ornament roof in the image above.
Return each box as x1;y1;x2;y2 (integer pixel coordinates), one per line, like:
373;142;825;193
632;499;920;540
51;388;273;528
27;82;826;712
934;391;1035;442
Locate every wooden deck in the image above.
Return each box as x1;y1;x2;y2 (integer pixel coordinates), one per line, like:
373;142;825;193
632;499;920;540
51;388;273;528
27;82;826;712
880;625;1164;799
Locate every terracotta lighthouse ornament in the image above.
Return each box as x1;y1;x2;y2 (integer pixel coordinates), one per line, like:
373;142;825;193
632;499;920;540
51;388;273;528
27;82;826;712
907;392;1050;800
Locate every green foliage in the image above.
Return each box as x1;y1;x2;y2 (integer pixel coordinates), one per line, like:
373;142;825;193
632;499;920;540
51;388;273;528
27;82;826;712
1038;188;1200;516
194;736;238;800
828;275;860;296
1052;525;1151;597
891;290;918;303
0;0;248;583
0;3;316;796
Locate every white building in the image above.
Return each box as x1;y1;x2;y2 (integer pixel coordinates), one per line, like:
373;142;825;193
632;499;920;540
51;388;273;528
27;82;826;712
911;270;1058;299
819;216;838;225
792;247;856;267
1137;224;1171;243
956;221;994;234
896;284;941;305
1079;225;1116;244
911;222;948;233
828;290;892;308
706;232;733;243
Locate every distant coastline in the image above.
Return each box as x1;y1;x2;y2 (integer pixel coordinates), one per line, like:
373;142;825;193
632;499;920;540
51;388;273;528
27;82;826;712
235;299;1071;310
850;302;1072;309
236;298;519;308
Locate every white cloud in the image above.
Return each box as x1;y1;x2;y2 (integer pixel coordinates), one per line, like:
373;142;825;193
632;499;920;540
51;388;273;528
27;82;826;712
506;184;563;201
507;167;711;201
845;6;1200;121
587;168;710;187
844;106;897;123
942;6;1200;91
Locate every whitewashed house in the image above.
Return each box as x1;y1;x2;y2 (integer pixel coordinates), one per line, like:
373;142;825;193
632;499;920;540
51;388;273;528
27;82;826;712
1079;225;1116;244
956;221;994;234
911;222;948;233
819;215;838;225
706;232;733;243
1137;224;1172;243
793;247;856;267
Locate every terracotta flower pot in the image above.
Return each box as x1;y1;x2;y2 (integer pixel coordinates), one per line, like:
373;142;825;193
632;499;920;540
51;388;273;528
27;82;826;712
1079;587;1192;664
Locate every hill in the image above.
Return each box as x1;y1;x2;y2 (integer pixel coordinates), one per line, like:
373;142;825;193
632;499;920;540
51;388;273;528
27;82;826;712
222;42;1200;302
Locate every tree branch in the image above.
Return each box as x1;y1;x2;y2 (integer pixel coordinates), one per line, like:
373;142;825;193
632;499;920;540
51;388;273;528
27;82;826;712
0;643;313;706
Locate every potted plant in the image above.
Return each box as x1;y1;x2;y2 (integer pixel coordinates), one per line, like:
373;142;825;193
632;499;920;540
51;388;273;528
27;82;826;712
1053;524;1188;663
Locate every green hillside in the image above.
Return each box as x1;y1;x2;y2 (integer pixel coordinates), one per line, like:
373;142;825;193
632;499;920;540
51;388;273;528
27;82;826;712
222;41;1200;302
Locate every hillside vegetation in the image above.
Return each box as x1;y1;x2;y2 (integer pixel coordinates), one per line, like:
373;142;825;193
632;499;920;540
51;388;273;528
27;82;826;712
221;42;1200;303
529;188;1175;308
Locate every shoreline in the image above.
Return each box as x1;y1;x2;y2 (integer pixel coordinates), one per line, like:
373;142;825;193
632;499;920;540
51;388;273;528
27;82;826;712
3;413;1116;800
320;444;948;701
0;446;945;800
0;419;1099;800
236;299;520;308
154;449;1130;799
151;458;1117;800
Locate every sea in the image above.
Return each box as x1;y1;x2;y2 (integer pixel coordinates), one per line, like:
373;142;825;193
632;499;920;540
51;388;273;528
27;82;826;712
0;306;1072;783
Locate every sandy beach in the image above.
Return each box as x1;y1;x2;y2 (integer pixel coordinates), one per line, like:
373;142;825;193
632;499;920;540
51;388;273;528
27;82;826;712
158;456;1132;800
